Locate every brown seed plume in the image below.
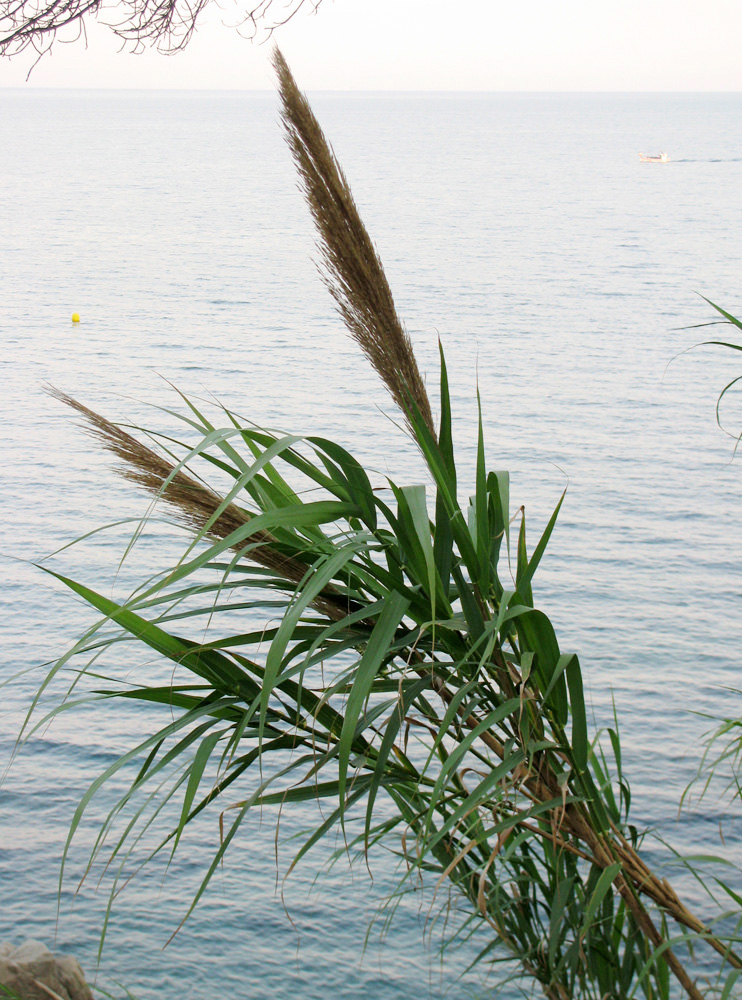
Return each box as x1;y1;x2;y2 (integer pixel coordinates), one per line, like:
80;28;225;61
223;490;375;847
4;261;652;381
47;388;348;620
272;46;435;440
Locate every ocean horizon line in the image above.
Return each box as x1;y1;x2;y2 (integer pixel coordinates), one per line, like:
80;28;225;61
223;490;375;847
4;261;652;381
3;85;742;96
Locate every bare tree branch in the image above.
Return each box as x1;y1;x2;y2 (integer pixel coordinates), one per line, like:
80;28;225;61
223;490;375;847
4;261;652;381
1;0;324;60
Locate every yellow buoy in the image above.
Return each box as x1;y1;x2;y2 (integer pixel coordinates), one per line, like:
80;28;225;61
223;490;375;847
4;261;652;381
71;312;80;323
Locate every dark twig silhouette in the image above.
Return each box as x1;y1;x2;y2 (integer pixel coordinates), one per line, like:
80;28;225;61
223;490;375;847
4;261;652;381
1;0;322;61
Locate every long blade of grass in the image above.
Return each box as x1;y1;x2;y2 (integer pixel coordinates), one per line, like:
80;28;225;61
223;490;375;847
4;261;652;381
337;590;410;817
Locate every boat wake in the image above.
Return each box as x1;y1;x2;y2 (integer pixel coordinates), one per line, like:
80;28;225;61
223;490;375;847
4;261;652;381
670;157;742;163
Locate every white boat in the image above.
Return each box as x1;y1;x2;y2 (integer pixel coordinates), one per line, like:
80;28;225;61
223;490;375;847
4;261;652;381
638;152;669;163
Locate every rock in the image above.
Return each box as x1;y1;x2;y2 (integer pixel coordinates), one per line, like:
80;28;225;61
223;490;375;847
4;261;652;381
55;956;94;1000
0;940;94;1000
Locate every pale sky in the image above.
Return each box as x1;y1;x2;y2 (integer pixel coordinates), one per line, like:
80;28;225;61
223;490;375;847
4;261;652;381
1;0;742;90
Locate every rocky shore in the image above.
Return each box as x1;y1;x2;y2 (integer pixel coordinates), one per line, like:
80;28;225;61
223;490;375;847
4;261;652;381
0;941;94;1000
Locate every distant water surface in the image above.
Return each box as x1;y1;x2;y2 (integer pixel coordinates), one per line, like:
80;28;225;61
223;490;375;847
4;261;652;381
2;90;742;998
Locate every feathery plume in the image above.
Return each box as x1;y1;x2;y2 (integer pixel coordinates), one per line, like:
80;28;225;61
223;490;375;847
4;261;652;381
272;46;435;440
47;388;348;620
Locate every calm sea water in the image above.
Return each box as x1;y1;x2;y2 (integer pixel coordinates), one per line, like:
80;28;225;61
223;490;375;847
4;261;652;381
2;89;742;998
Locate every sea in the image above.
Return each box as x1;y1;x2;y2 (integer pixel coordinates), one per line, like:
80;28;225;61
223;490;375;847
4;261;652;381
2;89;742;999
